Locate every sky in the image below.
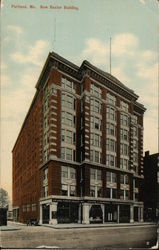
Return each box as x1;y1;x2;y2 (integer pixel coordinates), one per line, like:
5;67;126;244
1;0;159;201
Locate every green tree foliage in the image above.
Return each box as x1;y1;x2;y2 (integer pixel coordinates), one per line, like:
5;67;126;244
0;188;9;208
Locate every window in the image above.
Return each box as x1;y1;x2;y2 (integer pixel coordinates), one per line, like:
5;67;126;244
90;168;102;181
97;170;101;181
66;148;72;160
61;184;68;196
61;166;68;178
90;133;101;147
90;98;101;114
70;185;76;196
97;187;102;197
120;158;129;170
120;190;129;200
106;172;111;182
106;93;116;106
61;93;75;110
95;151;100;162
120;190;124;199
61;77;76;93
112;189;117;199
70;168;75;179
106;188;111;198
120;114;129;126
61;148;75;161
90;150;101;163
120;100;129;112
61;166;76;196
106;172;117;183
61;166;76;180
61;129;75;145
95;117;100;129
90;168;96;180
90;116;101;130
106;154;116;167
131;115;138;124
120;174;129;184
120;129;129;141
61;111;75;127
120;143;129;156
90;83;101;98
90;168;102;198
106;187;117;199
61;147;65;159
106;107;116;121
90;186;95;197
106;123;116;136
106;139;116;152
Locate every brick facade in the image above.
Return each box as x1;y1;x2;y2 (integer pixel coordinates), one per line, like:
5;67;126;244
12;52;146;224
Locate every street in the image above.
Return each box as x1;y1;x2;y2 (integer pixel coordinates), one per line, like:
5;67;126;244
0;222;158;249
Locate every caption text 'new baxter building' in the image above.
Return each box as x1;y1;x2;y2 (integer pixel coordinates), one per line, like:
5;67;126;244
12;52;146;224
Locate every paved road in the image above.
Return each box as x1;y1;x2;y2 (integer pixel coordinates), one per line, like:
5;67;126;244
0;222;157;248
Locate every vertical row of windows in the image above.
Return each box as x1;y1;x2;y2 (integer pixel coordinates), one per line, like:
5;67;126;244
42;168;48;197
90;83;102;164
43;83;49;163
106;97;117;168
61;77;76;162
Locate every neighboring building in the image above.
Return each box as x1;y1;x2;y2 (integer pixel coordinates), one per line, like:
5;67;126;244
12;52;146;224
143;151;159;221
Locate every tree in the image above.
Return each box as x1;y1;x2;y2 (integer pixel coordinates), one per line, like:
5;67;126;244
0;188;9;208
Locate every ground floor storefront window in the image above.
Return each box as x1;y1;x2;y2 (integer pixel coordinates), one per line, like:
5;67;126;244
57;202;79;223
105;204;117;222
119;204;130;223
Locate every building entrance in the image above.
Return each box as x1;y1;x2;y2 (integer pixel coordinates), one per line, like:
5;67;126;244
134;207;139;222
42;204;50;224
57;202;79;223
119;205;130;223
105;204;117;222
89;204;103;223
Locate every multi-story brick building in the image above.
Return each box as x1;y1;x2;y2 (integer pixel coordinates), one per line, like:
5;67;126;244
12;52;146;224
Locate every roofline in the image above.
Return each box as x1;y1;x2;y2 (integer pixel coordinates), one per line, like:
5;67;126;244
12;90;39;152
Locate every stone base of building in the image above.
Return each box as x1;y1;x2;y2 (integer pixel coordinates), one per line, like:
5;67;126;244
39;197;144;225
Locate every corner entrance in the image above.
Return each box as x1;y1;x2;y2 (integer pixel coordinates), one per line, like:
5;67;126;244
42;204;50;224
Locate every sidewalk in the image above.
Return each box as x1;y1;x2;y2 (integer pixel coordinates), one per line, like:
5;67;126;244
42;221;157;229
0;221;26;231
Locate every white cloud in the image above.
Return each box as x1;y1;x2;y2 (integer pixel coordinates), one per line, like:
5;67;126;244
139;0;145;5
11;40;49;66
7;25;23;35
112;33;139;56
81;38;109;66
